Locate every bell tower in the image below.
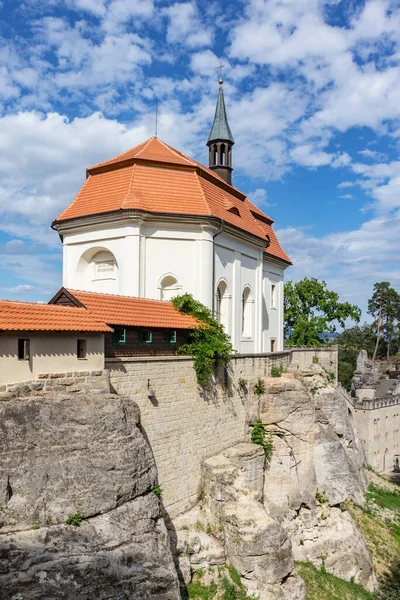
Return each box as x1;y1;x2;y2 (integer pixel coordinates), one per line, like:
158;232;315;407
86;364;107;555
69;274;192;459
207;75;235;185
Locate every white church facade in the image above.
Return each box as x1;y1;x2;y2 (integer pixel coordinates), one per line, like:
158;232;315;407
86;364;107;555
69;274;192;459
52;81;291;354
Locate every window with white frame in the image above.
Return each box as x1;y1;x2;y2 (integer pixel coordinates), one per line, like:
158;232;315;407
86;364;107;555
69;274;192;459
241;286;253;338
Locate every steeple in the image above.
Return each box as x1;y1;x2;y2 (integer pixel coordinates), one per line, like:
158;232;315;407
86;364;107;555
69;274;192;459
207;76;235;185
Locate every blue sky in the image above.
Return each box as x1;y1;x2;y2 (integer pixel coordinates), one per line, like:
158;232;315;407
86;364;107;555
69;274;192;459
0;0;399;318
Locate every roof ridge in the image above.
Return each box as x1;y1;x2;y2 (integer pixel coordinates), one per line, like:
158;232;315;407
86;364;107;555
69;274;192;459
89;138;153;170
0;299;86;309
121;162;138;209
194;171;212;216
134;137;155;159
67;288;181;305
156;138;198;167
55;174;92;222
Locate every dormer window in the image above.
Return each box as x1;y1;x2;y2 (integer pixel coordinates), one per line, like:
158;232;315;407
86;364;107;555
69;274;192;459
228;207;240;217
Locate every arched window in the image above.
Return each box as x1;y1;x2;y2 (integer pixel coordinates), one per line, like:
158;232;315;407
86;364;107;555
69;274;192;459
159;274;180;301
76;247;119;294
216;280;230;332
242;286;253;338
221;143;226;166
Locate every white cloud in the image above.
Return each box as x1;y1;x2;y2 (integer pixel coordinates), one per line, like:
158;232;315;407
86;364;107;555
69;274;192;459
247;188;268;208
278;211;400;314
163;2;213;48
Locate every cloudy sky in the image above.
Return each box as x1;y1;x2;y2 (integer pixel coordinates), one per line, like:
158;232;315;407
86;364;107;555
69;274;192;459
0;0;399;317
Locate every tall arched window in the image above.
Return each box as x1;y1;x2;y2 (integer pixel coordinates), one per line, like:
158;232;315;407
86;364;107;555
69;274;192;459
242;286;253;338
216;281;230;333
159;274;180;301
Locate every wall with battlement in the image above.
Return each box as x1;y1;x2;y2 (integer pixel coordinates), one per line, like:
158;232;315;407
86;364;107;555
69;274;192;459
107;347;337;517
339;384;400;473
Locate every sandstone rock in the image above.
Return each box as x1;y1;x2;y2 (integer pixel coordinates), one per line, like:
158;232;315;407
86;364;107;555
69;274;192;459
0;393;181;600
0;495;181;600
287;505;377;593
0;394;156;529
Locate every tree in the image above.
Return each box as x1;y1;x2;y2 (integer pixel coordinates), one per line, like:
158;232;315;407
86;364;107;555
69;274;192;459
368;282;400;360
284;278;361;347
335;323;376;390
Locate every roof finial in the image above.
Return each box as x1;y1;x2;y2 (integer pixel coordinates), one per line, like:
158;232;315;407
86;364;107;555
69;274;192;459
218;62;225;85
155;96;158;138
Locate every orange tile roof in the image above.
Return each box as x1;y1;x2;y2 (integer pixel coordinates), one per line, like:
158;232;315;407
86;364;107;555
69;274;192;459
0;301;111;332
54;137;291;265
65;289;199;329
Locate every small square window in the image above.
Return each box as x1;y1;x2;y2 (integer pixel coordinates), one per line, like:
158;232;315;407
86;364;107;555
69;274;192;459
112;327;127;346
164;330;177;345
138;330;153;345
77;339;87;359
18;338;30;361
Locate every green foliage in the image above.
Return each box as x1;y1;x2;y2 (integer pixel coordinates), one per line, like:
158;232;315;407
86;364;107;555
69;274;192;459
316;489;327;504
172;294;233;387
152;485;163;497
295;561;375;600
270;364;284;377
368;282;400;360
186;580;218;599
253;378;265;396
65;511;83;527
186;566;257;600
284;277;361;347
365;484;400;513
31;525;40;530
251;419;273;458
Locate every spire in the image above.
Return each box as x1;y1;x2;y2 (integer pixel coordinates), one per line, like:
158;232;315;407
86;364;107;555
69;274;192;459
207;77;235;185
207;80;234;145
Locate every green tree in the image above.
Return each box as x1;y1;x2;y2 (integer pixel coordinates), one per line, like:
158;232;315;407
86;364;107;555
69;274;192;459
368;282;400;360
335;323;376;390
284;278;361;347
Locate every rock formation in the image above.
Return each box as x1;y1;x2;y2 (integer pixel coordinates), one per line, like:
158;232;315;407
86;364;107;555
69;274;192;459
174;364;377;597
0;393;181;600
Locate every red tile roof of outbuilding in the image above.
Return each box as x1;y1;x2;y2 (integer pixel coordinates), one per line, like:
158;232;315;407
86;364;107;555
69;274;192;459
54;137;291;265
65;289;199;329
0;301;111;332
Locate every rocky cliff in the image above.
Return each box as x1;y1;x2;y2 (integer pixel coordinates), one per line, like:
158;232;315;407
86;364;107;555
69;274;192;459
174;364;377;599
0;393;181;600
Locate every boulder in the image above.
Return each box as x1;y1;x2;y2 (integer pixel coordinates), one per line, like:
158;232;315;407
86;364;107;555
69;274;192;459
0;393;181;600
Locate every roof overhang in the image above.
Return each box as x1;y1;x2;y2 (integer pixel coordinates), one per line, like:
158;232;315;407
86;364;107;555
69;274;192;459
52;209;269;250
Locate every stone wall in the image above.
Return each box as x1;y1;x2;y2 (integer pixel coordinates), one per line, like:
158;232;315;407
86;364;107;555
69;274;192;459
340;384;400;473
107;348;337;518
0;369;110;396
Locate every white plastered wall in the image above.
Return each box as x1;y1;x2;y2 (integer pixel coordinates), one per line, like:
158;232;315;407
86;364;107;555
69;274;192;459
0;332;104;385
61;217;287;354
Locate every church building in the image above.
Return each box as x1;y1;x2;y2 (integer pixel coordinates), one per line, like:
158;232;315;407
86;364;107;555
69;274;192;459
52;80;291;354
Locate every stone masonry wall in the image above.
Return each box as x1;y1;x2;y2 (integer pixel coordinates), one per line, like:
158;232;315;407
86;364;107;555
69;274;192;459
107;348;338;518
0;369;110;396
339;384;400;473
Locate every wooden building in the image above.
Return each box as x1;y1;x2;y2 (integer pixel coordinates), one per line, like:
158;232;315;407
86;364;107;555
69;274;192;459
49;288;198;357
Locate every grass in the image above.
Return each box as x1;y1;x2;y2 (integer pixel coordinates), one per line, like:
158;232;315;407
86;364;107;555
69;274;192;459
295;562;375;600
365;483;400;514
185;565;258;600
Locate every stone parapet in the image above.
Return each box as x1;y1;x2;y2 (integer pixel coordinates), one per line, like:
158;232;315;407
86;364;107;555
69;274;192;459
0;369;110;396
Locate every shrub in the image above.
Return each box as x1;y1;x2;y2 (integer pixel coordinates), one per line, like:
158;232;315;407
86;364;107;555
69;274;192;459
66;511;83;527
253;379;265;397
172;294;233;387
152;485;163;498
270;364;284;377
251;419;273;458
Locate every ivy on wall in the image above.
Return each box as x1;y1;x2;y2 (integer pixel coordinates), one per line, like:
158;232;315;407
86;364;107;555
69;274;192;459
172;294;233;387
